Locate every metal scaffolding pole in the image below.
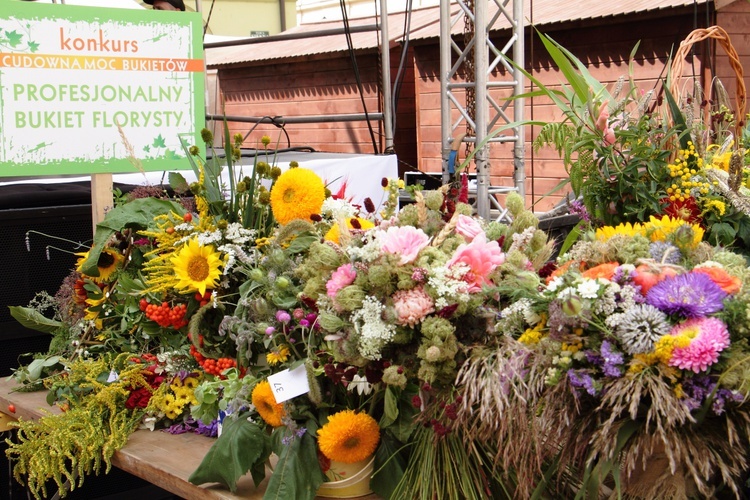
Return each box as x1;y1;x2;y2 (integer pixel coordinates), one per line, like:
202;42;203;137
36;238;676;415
440;0;525;219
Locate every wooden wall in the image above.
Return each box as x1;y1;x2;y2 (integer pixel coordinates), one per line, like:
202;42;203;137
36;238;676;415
716;0;750;126
412;10;713;211
216;47;418;170
214;4;750;213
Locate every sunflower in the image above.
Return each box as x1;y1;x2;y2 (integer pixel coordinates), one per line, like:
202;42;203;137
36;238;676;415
251;380;286;427
266;345;290;366
317;410;380;463
594;222;644;242
75;248;124;282
324;217;376;244
270;168;326;224
170;238;223;296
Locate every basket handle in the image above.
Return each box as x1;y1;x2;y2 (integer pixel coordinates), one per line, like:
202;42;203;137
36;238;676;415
669;26;746;134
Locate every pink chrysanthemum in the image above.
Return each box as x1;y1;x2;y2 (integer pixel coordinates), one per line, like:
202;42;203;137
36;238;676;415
379;226;430;265
669;317;730;373
392;286;435;326
446;233;505;292
326;263;357;298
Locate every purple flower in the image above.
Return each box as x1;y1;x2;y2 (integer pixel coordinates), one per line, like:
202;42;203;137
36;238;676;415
600;340;624;377
568;370;597;396
276;310;291;323
265;326;276;336
646;272;727;318
569;199;591;223
299;319;310;327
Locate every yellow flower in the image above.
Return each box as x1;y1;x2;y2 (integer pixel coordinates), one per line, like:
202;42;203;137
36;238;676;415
266;345;290;366
170;238;224;296
595;222;644;241
643;215;703;248
711;151;732;172
75;248;124;282
324;217;376;244
270;168;326;224
252;380;286;427
317;410;380;464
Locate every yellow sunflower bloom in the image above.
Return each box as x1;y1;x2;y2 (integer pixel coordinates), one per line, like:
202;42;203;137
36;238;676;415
75;248;124;282
252;380;286;427
266;345;291;366
317;410;380;463
270;168;326;224
324;217;376;244
643;215;703;248
594;222;644;242
170;238;224;296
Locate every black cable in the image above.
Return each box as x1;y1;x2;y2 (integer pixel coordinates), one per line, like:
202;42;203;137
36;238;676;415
240;116;291;148
339;0;380;154
391;0;413;139
203;0;217;39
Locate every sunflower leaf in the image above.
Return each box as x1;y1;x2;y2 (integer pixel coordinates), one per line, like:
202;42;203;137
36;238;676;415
81;198;185;276
371;430;407;500
265;420;324;500
9;306;62;334
188;413;270;492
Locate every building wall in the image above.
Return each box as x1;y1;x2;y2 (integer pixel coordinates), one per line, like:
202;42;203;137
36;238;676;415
181;0;297;36
412;10;713;211
217;47;418;168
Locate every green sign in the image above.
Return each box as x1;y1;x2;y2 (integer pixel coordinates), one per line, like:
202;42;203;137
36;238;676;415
0;2;205;176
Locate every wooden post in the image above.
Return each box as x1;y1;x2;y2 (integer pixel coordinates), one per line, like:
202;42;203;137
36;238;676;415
90;173;113;236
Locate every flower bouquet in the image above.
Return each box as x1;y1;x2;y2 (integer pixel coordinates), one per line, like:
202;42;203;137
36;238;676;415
456;216;750;498
5;114;557;500
527;30;750;256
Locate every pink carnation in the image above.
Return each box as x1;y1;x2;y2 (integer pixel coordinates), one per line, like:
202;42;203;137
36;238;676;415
392;286;435;326
326;263;357;298
669;317;730;373
446;233;505;292
379;226;430;265
455;215;484;241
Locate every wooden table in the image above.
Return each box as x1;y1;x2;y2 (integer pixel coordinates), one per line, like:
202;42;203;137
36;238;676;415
0;377;379;500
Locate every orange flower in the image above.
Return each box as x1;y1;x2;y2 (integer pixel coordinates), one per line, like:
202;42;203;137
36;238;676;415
251;380;286;427
693;267;742;295
582;262;619;281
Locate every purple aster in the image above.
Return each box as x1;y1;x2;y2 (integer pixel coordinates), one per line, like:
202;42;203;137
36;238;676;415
646;272;727;318
568;370;597;396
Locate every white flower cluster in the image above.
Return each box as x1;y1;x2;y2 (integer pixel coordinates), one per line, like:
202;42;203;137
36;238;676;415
508;226;536;255
218;243;257;275
224;223;256;245
321;198;358;221
429;265;471;309
351;296;396;360
496;298;540;335
346;231;383;262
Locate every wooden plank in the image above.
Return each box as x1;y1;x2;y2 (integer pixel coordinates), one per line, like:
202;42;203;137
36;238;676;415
91;173;113;234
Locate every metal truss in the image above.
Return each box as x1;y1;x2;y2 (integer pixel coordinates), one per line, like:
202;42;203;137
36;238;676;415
440;0;525;219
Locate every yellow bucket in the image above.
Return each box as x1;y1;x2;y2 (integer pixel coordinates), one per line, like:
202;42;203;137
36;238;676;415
316;456;375;498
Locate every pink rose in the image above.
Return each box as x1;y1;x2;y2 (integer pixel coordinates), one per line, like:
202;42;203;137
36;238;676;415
447;233;505;292
379;226;430;265
455;214;484;241
326;263;356;298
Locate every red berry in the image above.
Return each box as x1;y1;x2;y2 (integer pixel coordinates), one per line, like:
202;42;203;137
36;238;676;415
183;213;193;222
7;404;16;413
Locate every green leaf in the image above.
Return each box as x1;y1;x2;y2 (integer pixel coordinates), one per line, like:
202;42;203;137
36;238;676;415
265;422;325;500
9;306;62;333
81;198;184;276
380;386;399;428
152;134;167;148
371;431;407;500
28;40;39;52
558;220;585;257
5;30;23;47
189;414;271;492
285;233;318;255
168;172;190;194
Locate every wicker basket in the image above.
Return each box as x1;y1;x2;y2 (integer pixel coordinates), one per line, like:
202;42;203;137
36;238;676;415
668;25;747;136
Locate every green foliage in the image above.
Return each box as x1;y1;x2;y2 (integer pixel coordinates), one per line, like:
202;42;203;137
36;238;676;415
80;197;185;276
188;413;272;492
8;305;62;333
264;421;325;500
